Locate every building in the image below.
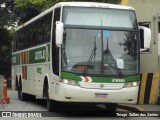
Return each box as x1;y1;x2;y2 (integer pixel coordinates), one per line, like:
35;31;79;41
121;0;160;104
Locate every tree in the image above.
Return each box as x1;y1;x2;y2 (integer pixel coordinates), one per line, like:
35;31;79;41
0;28;13;78
14;0;43;25
0;0;15;28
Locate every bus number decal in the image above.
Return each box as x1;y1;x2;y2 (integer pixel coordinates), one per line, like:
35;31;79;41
112;79;125;83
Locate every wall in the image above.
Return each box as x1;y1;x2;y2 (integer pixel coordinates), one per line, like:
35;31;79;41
127;0;160;73
125;0;160;104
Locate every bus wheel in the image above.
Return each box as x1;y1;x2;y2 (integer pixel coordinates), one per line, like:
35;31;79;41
15;76;19;90
18;88;27;101
105;103;117;112
29;95;36;101
17;80;27;101
46;91;59;112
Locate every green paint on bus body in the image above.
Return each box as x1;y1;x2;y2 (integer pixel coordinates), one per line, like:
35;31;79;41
29;45;50;64
12;44;50;65
12;53;20;65
61;71;140;83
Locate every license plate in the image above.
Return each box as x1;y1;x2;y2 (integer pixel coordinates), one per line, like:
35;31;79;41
95;93;108;98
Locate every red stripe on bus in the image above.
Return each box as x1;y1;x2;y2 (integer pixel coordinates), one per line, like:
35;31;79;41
84;76;89;82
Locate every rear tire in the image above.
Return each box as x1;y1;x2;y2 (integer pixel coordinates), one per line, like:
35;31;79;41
17;87;28;101
17;80;27;101
15;76;19;90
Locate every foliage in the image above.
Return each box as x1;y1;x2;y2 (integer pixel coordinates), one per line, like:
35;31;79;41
0;1;14;78
14;0;41;25
0;0;15;28
0;28;13;78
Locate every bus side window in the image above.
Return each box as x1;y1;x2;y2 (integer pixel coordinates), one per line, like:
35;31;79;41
32;22;38;46
21;29;25;49
16;31;19;51
18;31;23;50
44;13;52;42
37;18;44;44
24;27;28;49
52;8;61;76
28;24;33;48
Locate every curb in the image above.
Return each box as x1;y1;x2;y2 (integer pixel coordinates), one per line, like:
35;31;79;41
118;104;144;112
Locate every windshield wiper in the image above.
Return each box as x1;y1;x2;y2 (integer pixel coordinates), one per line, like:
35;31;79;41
104;38;123;77
83;37;97;76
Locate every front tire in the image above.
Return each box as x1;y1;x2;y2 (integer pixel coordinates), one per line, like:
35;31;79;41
105;103;117;112
46;91;60;112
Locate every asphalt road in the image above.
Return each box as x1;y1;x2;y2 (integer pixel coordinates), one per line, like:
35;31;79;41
0;90;159;120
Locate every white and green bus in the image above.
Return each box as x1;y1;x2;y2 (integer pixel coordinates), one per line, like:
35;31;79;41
12;2;151;112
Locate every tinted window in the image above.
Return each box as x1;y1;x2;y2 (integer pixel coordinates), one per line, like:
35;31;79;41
13;12;52;52
52;8;61;75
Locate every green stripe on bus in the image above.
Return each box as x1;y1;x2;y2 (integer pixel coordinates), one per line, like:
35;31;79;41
12;53;20;65
61;72;82;81
29;46;48;64
12;44;50;65
91;75;140;83
61;72;140;83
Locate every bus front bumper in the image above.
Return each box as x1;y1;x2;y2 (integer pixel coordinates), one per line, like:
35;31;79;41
57;83;139;104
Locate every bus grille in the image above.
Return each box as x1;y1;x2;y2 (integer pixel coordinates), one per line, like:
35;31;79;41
78;82;125;90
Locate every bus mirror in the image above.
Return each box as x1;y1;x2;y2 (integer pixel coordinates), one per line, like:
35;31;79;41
139;26;151;51
56;21;64;47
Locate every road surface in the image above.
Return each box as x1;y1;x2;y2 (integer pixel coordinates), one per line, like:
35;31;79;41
0;90;159;120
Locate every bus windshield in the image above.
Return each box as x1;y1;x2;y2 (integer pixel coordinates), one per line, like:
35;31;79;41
62;7;139;76
63;7;137;29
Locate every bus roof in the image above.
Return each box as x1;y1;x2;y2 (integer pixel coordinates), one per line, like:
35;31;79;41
58;2;134;10
16;2;135;31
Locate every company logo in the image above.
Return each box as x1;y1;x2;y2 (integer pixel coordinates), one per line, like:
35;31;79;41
2;112;11;117
100;84;104;88
112;79;125;83
12;56;16;64
35;50;46;60
1;112;42;117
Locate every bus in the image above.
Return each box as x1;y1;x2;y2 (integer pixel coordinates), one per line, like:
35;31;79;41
12;2;151;112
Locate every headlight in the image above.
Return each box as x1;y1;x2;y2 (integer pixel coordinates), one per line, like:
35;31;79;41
123;81;140;88
60;79;79;86
63;79;70;84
